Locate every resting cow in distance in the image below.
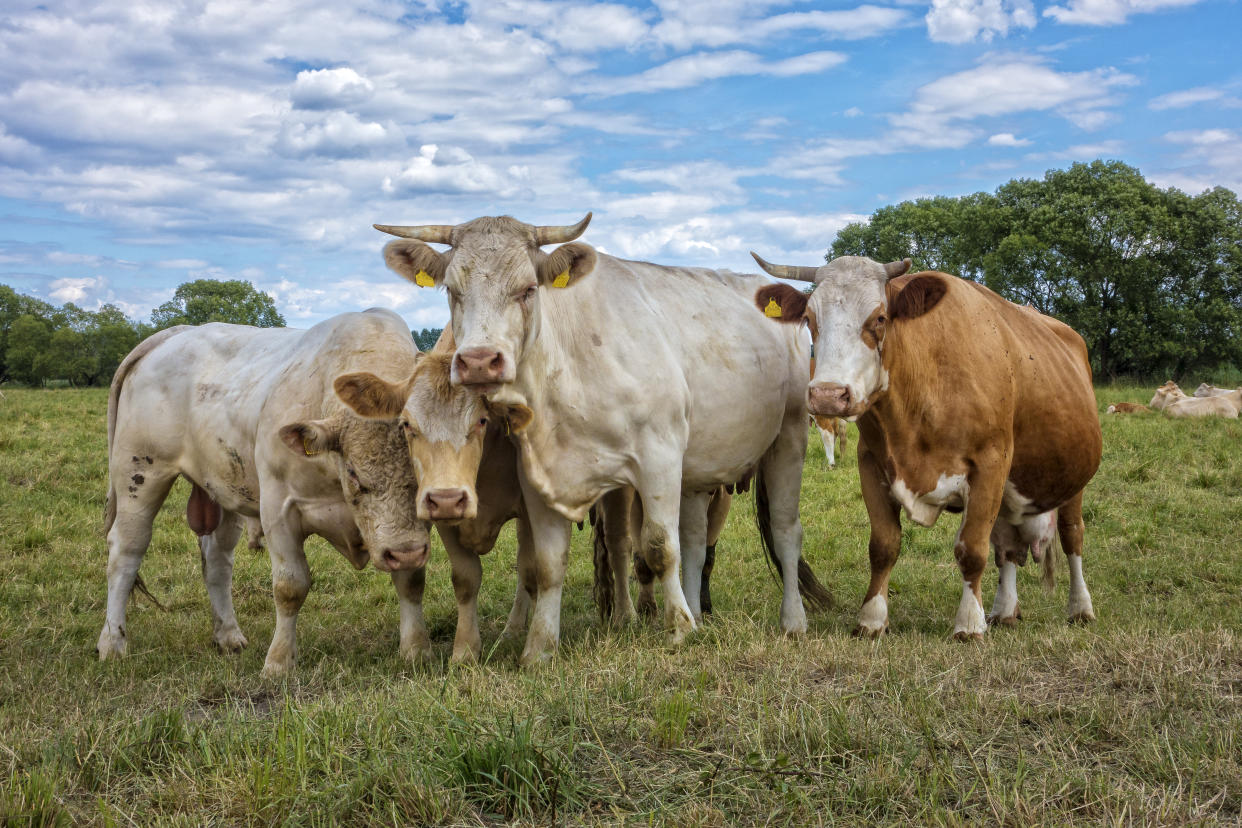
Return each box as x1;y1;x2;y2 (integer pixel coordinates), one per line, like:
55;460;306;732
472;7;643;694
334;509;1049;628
752;254;1100;639
98;310;429;677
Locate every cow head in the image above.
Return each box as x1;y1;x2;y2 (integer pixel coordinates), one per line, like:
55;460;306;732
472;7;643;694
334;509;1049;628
374;214;596;393
333;346;533;523
751;254;946;419
277;413;429;572
1149;380;1186;410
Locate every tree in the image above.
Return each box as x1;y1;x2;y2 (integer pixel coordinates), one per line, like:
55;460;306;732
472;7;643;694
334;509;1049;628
5;314;52;385
151;280;284;329
412;327;443;351
36;326;95;386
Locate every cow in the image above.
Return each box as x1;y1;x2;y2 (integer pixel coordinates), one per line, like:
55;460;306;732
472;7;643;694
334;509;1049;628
1193;382;1238;398
751;253;1101;639
1106;402;1152;414
371;213;829;665
97;310;430;677
1163;389;1242;418
1149;381;1188;410
813;415;848;467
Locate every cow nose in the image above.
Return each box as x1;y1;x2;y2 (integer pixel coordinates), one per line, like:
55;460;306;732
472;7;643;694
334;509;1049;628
808;383;851;416
424;488;471;520
455;347;506;385
380;542;429;571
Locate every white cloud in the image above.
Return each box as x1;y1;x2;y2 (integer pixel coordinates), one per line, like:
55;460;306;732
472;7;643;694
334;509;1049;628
601;50;846;95
988;132;1032;146
843;106;863;118
926;0;1036;44
276;112;398;158
1025;140;1125;160
290;67;375;110
1150;129;1242;194
1043;0;1202;25
49;276;103;303
381;144;529;197
650;1;907;50
1148;86;1226;110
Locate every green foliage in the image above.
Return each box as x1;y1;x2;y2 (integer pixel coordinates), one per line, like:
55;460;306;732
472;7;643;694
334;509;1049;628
411;326;443;352
151;279;284;329
831;160;1242;379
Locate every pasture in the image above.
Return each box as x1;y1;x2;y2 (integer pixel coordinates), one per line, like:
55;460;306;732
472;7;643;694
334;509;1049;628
1;386;1239;826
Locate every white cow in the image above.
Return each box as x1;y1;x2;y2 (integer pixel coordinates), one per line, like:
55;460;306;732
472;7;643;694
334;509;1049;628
1193;383;1237;398
1164;389;1242;418
98;310;430;677
371;213;828;665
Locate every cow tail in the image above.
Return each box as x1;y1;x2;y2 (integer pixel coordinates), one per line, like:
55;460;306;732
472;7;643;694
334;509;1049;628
590;504;614;623
755;465;833;612
1042;533;1058;593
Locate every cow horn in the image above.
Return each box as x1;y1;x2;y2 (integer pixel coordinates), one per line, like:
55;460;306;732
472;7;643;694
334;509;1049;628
373;224;454;244
535;212;592;246
884;258;912;279
750;252;819;283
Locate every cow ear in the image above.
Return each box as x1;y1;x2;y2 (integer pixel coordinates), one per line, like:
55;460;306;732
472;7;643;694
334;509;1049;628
384;240;448;288
537;242;596;288
334;371;414;419
487;400;534;434
754;283;808;323
279;420;341;457
889;274;948;321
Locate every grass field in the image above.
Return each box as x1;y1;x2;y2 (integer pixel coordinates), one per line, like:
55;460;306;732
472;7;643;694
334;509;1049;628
1;385;1240;826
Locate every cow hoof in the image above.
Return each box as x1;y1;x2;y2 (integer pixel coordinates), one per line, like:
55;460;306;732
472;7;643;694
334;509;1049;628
986;614;1020;627
450;646;479;666
666;609;696;646
1068;610;1096;625
780;609;808;637
400;642;433;663
97;632;127;660
213;628;249;653
609;607;637;629
851;623;887;640
636;597;657;619
518;648;555;669
952;631;985;642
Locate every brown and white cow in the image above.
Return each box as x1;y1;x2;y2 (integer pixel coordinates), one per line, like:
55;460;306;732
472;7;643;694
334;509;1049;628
98;310;430;677
1163;389;1242;418
752;254;1100;639
371;213;826;665
1149;381;1188;410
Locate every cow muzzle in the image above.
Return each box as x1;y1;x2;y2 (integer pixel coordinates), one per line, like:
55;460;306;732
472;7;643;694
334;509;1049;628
454;347;508;388
420;487;477;522
808;382;854;417
372;542;430;572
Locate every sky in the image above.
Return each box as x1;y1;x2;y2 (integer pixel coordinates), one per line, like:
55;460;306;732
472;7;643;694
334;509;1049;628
1;0;1239;330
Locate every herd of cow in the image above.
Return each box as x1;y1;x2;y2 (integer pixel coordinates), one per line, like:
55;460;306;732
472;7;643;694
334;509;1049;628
1107;380;1242;418
97;213;1102;677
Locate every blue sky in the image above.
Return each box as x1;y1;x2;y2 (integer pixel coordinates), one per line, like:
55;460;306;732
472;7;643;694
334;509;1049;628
1;0;1239;329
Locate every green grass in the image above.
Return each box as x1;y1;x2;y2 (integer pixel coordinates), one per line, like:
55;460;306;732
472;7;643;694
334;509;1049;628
1;386;1240;825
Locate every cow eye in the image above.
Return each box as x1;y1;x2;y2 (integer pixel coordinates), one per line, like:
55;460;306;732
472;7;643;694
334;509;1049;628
517;285;537;303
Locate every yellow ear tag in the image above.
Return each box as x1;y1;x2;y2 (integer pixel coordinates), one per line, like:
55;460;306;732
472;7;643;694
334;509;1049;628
552;269;570;288
764;297;783;318
414;270;435;288
303;437;320;456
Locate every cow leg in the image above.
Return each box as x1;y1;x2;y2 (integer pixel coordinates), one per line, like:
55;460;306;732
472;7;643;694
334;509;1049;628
678;490;711;623
516;473;572;667
98;470;178;660
442;530;483;664
761;417;810;635
854;442;901;638
1058;492;1096;623
987;521;1022;627
390;566;430;663
260;518;311;679
200;509;248;653
601;488;638;627
701;486;731;616
501;514;534;640
819;426;836;467
952;461;1008;641
633;551;657;619
635;477;697;646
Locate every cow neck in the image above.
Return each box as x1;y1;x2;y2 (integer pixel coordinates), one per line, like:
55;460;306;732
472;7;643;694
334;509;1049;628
498;295;602;524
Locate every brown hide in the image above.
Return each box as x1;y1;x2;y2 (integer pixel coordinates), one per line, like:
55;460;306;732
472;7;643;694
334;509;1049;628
187;482;222;537
863;273;1100;516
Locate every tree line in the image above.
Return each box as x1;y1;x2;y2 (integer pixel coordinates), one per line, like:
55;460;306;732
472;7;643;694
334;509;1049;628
0;280;285;387
830;160;1242;380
